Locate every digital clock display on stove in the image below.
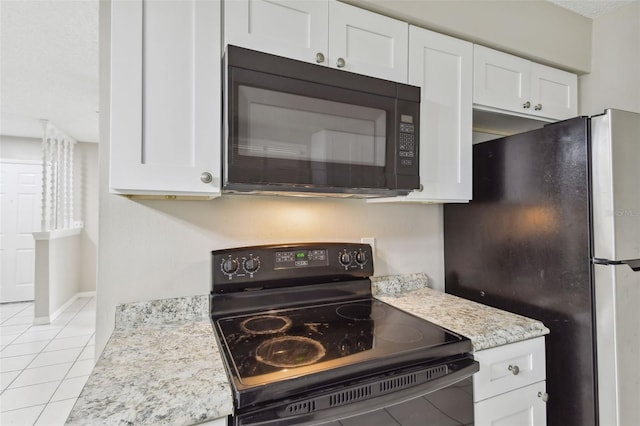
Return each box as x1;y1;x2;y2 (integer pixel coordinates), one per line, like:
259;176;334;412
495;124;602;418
275;249;328;269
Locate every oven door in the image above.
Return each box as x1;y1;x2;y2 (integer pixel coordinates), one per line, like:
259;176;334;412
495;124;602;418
224;48;420;196
232;356;478;426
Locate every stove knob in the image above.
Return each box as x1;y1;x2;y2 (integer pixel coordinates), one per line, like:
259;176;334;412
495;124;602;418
222;258;239;275
243;256;260;273
355;250;367;265
339;252;352;267
356;336;368;352
338;338;352;356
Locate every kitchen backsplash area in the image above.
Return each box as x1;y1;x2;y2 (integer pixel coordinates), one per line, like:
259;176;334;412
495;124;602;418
95;193;445;357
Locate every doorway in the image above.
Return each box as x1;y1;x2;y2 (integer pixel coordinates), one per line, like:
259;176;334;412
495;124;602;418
0;160;42;303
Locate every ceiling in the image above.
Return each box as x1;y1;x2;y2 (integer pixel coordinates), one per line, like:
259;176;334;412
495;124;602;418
1;0;99;143
0;0;635;144
547;0;636;18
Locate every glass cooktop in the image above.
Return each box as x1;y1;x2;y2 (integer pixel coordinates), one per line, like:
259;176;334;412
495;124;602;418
215;298;467;387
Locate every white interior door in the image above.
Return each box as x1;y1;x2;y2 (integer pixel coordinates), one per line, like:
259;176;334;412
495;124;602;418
0;161;42;303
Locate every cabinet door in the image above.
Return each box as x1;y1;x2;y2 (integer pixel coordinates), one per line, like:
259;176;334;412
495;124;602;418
406;26;472;202
474;45;532;115
110;0;221;196
328;1;408;83
224;0;329;65
474;381;547;426
473;336;546;402
530;62;577;120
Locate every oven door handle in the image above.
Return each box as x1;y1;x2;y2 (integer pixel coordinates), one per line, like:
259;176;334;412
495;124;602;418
235;358;479;426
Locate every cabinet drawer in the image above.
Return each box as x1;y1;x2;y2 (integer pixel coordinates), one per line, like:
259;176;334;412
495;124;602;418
474;381;547;426
473;336;546;402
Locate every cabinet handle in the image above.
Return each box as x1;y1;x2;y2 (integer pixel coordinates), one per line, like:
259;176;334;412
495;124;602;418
315;52;325;63
523;101;531;109
200;172;213;184
508;364;520;375
534;104;543;111
336;57;346;68
537;391;549;402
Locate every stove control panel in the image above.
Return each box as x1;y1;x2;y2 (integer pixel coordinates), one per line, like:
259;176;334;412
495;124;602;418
211;243;373;292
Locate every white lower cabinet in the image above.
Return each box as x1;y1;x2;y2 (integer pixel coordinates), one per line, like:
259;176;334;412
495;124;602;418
474;337;547;426
475;382;547;426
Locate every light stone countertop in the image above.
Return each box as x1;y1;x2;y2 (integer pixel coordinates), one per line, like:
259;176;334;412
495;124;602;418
372;274;550;351
66;296;233;426
67;274;548;425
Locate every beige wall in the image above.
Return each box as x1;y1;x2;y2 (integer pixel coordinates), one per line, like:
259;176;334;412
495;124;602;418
579;1;640;115
344;0;592;73
75;143;100;292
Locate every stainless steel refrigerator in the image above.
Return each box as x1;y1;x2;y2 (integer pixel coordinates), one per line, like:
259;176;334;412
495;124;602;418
443;109;639;426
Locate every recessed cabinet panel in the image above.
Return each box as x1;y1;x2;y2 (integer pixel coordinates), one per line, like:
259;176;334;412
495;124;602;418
474;382;547;426
110;0;221;196
224;0;329;64
485;63;524;100
530;62;577;120
143;2;195;166
329;1;408;83
474;45;530;113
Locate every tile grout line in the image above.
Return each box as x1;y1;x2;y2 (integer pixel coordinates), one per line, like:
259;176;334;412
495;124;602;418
21;296;93;371
1;297;96;421
33;297;95;425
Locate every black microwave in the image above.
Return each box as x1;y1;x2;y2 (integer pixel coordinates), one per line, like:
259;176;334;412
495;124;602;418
223;45;420;197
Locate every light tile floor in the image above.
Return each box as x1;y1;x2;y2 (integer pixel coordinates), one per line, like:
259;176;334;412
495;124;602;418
0;297;96;425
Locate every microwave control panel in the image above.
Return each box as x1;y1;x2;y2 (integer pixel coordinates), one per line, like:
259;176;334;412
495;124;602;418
398;116;416;167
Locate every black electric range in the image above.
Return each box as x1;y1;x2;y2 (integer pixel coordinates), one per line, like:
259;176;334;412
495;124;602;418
210;243;477;426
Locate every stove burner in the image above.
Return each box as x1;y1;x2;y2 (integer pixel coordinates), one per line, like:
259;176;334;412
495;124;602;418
377;324;423;344
241;315;292;335
336;304;384;321
256;336;326;368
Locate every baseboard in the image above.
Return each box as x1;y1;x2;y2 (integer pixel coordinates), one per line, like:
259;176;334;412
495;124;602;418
33;315;51;325
34;290;97;325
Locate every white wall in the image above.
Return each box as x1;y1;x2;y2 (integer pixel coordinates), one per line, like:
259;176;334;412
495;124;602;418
75;143;99;292
579;1;640;115
0;135;42;159
34;233;82;322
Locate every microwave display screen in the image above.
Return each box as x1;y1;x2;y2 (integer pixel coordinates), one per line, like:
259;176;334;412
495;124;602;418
237;86;386;167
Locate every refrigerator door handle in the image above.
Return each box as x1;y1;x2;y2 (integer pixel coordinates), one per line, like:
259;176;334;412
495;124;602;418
593;258;640;272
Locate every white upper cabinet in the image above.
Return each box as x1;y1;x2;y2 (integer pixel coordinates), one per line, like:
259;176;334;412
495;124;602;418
328;1;408;83
224;0;409;83
110;0;221;197
224;0;329;65
372;26;472;203
530;62;578;120
474;45;577;121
